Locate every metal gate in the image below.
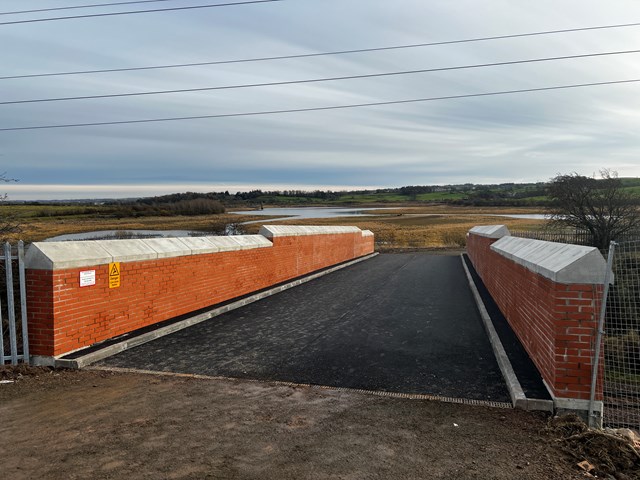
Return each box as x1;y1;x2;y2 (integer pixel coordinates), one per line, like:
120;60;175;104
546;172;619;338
1;241;29;365
601;239;640;430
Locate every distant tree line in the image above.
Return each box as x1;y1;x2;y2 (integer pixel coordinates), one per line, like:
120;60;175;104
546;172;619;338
136;191;230;205
9;177;640;214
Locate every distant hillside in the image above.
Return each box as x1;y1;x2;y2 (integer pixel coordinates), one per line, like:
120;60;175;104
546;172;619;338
12;178;640;208
125;178;639;208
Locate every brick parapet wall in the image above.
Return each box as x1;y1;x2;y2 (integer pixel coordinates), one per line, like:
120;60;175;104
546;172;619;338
467;227;606;402
26;227;374;357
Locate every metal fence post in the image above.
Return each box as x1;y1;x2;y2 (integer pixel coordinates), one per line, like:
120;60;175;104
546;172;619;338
0;250;4;364
4;242;18;365
18;240;29;364
589;241;616;428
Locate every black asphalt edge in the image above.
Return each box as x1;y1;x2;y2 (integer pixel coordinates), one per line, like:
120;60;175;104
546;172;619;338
87;365;513;409
460;255;554;412
52;252;379;369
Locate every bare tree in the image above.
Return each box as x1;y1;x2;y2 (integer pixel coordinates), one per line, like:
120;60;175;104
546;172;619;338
0;173;21;241
547;169;640;250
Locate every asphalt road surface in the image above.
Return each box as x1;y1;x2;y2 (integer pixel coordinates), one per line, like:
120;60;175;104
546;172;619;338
98;253;511;402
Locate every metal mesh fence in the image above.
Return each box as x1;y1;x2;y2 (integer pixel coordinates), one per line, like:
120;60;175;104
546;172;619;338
510;229;594;246
603;239;640;430
0;242;28;365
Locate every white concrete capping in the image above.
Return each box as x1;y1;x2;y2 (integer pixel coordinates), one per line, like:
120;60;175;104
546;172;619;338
361;230;374;237
25;234;275;270
94;239;159;263
490;236;609;285
227;235;273;250
25;241;113;270
468;225;510;239
259;225;362;238
177;236;220;255
25;227;360;270
203;236;245;252
202;235;272;252
140;237;192;259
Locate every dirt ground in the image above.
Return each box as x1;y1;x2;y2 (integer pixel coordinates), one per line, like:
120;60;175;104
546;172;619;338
0;367;615;480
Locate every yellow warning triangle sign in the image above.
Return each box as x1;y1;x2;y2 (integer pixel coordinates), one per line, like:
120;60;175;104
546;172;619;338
109;263;120;276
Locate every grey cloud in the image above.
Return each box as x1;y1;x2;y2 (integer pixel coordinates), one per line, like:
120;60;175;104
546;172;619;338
2;0;640;199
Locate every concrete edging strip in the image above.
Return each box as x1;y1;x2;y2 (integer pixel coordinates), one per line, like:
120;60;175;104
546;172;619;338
56;252;379;369
460;255;553;412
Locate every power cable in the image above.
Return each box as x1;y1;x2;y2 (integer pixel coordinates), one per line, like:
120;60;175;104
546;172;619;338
0;1;175;16
2;48;638;106
1;78;638;132
0;0;284;26
3;20;639;81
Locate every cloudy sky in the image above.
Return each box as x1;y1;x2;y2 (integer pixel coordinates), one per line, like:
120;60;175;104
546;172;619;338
2;0;640;200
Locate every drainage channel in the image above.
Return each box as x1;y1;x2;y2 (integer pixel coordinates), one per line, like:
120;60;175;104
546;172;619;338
89;365;514;409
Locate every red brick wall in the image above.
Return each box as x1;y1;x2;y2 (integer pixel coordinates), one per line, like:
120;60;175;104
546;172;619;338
467;232;602;401
27;232;374;357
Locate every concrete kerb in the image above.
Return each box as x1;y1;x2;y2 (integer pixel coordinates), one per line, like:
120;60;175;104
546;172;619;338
460;255;554;412
54;252;379;369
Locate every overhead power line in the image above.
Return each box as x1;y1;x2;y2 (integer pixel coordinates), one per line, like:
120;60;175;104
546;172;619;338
2;48;638;106
1;78;638;132
0;0;284;25
0;0;174;16
3;21;639;81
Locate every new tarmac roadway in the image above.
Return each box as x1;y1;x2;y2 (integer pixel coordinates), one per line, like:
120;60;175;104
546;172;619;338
97;253;513;402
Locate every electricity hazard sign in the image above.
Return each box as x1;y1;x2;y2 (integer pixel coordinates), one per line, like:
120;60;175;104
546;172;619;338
108;262;121;289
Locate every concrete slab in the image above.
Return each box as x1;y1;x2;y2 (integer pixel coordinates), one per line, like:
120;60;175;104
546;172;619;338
469;225;510;239
95;239;158;263
140;238;192;259
491;236;608;284
25;241;113;270
227;235;273;250
177;237;220;255
260;225;361;238
203;236;269;252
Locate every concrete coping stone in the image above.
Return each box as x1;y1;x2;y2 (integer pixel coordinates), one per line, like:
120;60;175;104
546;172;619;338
25;241;113;270
94;239;159;263
177;236;221;255
491;236;610;284
361;230;374;237
468;225;510;239
204;235;272;251
139;237;192;259
259;225;362;238
26;227;362;270
25;234;275;270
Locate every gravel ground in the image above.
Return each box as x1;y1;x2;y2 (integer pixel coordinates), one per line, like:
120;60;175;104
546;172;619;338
0;368;587;480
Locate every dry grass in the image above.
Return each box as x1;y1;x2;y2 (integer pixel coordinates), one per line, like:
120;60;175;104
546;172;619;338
15;213;274;243
14;205;547;249
364;205;545;215
242;213;546;250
